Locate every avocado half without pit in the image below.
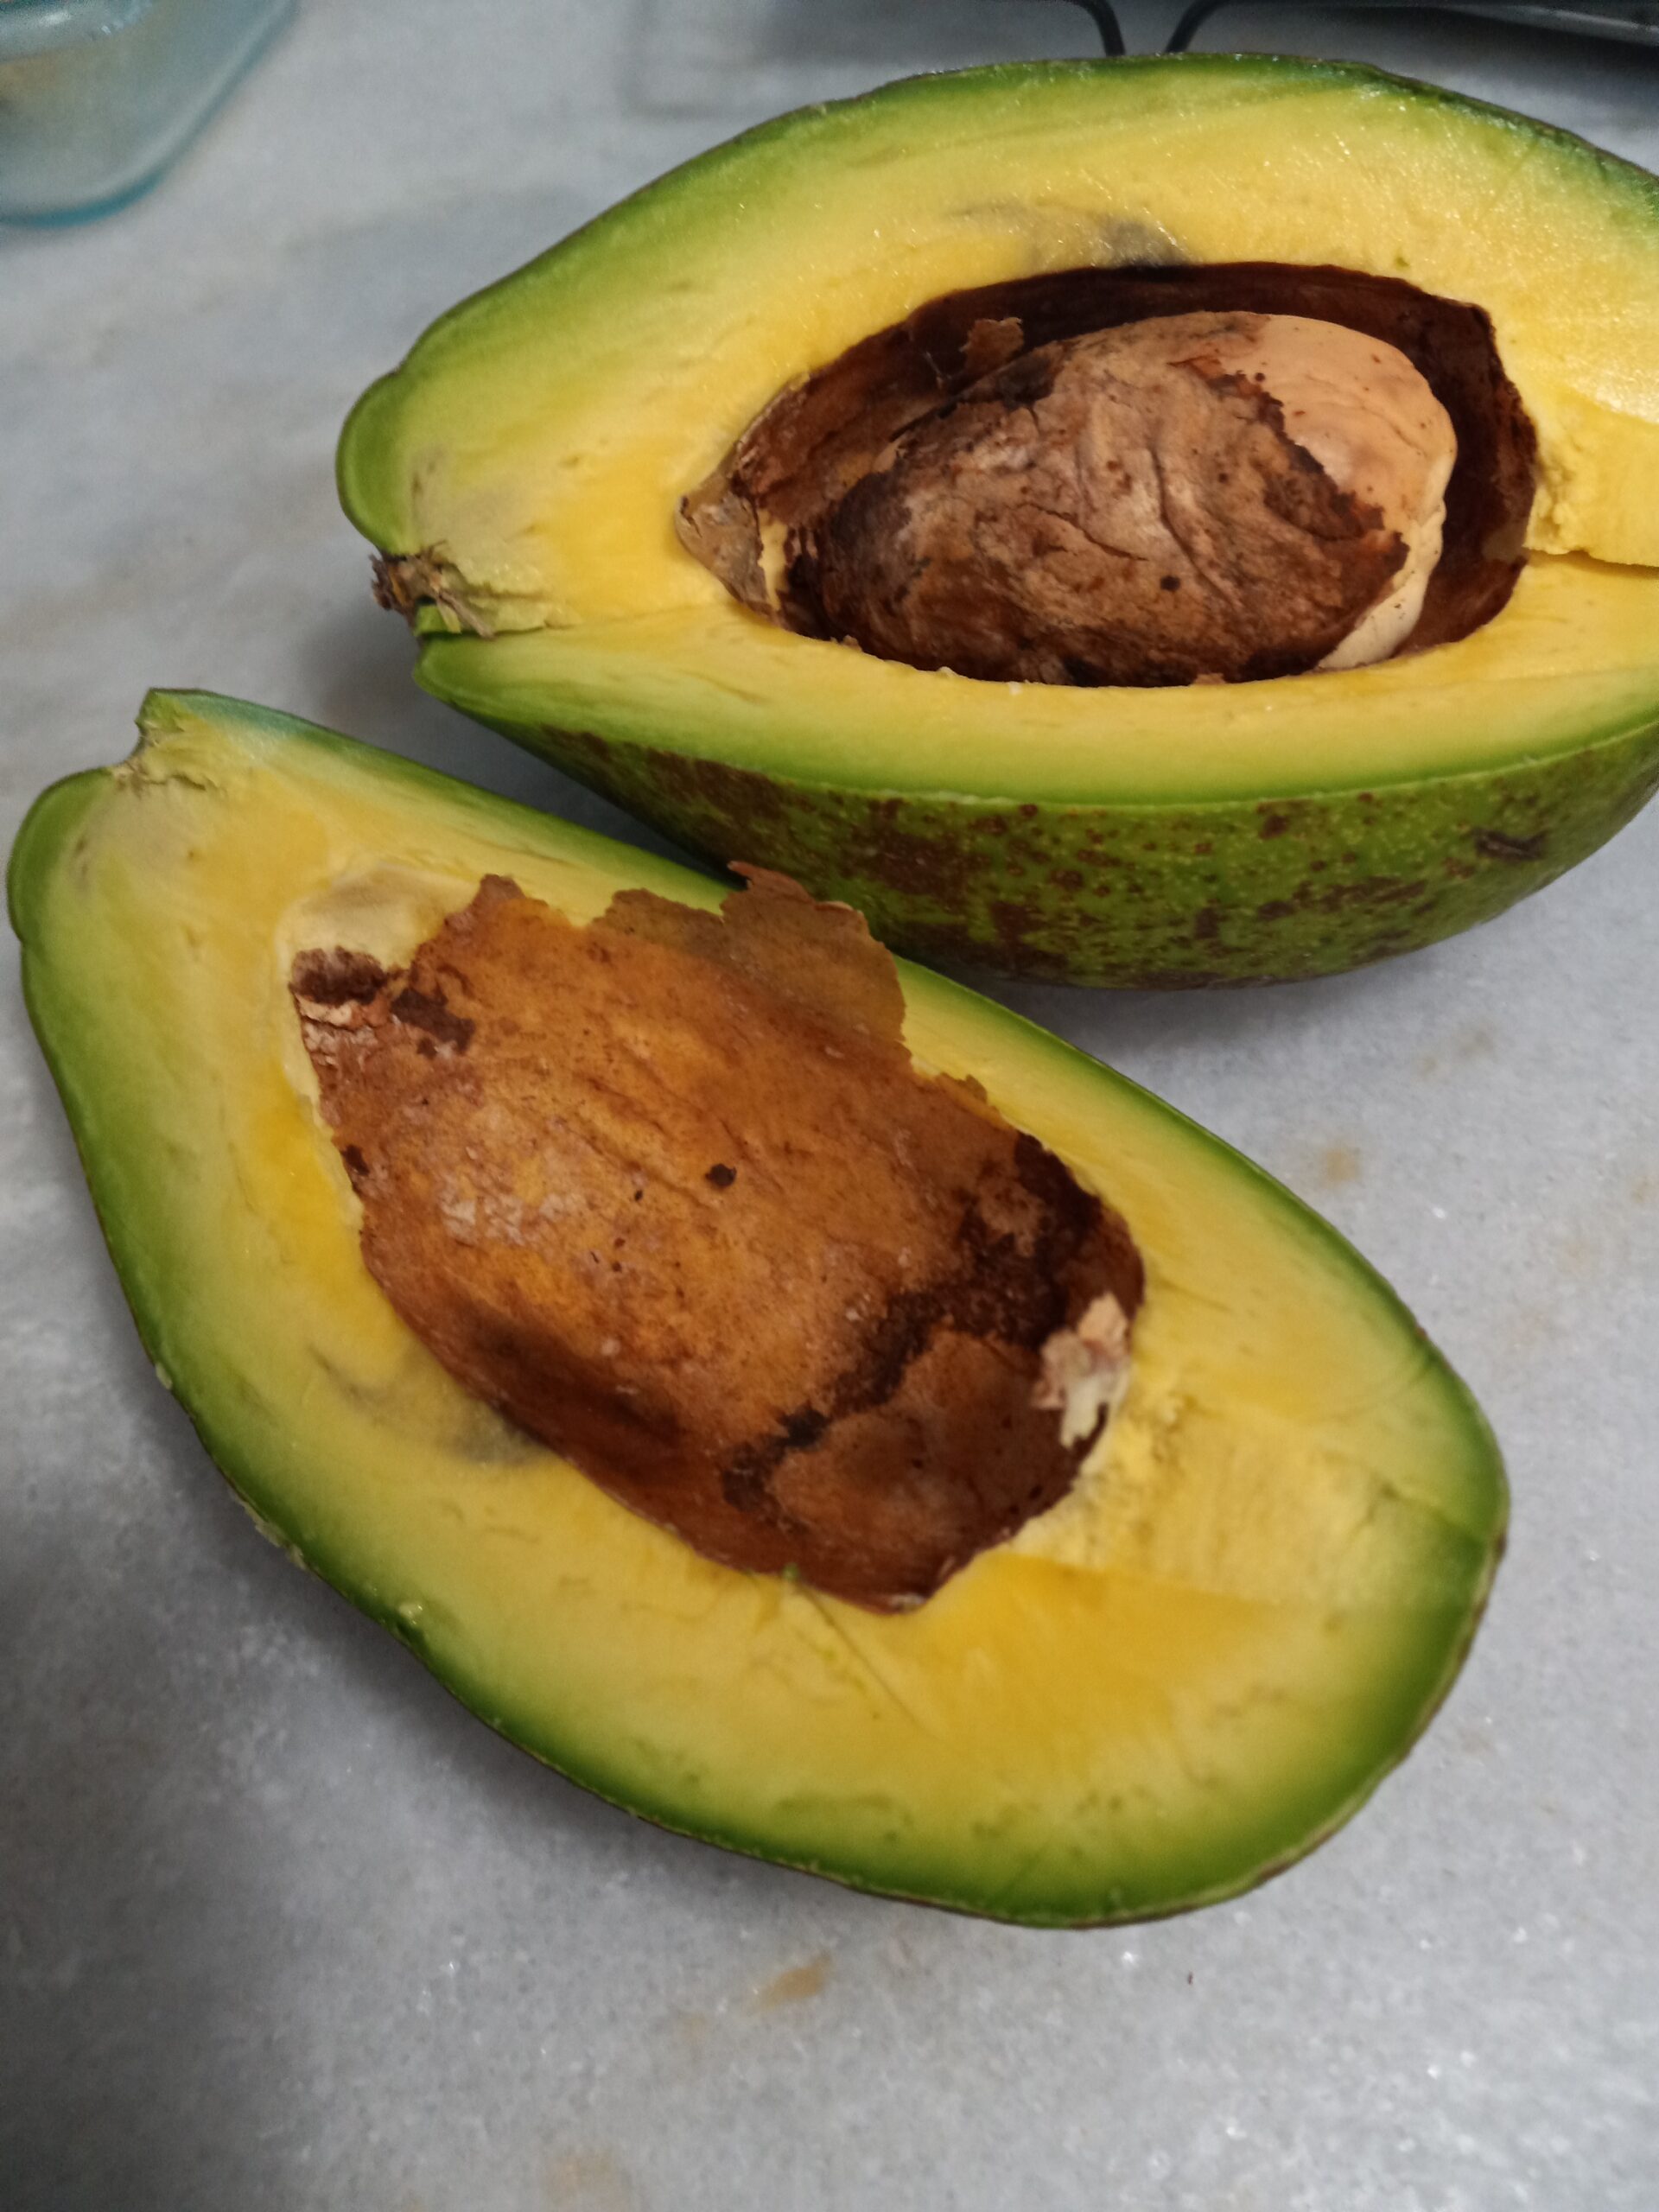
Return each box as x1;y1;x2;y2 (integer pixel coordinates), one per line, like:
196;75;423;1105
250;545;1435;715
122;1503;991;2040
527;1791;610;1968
340;55;1659;986
10;692;1506;1923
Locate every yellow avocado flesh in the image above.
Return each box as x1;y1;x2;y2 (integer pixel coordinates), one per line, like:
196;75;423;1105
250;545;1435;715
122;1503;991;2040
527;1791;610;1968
342;57;1659;606
339;56;1659;809
10;694;1505;1923
420;554;1659;804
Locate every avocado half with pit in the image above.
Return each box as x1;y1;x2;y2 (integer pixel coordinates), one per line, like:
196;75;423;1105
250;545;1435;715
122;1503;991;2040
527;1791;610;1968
10;690;1506;1923
339;55;1659;986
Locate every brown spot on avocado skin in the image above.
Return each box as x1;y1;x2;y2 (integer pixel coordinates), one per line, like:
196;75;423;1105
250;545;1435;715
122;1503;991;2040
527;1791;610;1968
563;739;789;834
513;695;1659;989
1473;825;1548;863
1260;874;1426;925
851;824;977;905
988;900;1059;969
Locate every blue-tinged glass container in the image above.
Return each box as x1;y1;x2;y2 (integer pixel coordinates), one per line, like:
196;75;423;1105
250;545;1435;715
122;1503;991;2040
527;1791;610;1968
0;0;293;223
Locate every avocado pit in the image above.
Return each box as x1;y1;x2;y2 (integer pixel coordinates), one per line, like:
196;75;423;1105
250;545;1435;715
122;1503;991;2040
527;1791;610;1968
678;263;1536;687
291;867;1142;1610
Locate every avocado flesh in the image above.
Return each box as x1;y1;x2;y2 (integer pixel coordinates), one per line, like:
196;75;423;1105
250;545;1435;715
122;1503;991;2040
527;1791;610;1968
339;55;1659;984
10;691;1505;1923
676;261;1535;672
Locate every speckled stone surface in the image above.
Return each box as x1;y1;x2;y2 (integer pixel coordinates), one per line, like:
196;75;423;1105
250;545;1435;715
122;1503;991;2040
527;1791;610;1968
3;7;1657;2208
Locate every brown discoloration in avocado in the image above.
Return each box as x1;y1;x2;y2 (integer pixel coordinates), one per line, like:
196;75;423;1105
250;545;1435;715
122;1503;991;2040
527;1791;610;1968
679;259;1536;684
292;868;1141;1608
555;729;791;836
853;824;977;904
387;984;474;1056
290;945;388;1009
1258;874;1432;925
1331;876;1427;909
1473;825;1548;863
989;899;1045;952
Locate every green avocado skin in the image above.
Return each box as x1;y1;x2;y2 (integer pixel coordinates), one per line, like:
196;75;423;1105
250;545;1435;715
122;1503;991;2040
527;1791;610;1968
8;692;1510;1925
451;701;1659;987
346;48;1659;987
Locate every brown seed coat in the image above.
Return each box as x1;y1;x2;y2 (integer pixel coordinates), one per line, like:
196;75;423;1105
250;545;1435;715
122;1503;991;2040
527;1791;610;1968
291;870;1141;1608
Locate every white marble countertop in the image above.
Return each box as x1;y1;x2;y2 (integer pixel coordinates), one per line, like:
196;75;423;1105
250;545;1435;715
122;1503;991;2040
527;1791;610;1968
4;6;1658;2208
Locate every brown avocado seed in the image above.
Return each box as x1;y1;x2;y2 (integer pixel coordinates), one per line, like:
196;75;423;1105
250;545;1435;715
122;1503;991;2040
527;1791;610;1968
677;263;1537;688
808;312;1454;687
291;868;1142;1611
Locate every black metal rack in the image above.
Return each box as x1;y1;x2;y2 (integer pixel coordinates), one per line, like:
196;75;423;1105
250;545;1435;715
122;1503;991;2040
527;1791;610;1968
1040;0;1659;52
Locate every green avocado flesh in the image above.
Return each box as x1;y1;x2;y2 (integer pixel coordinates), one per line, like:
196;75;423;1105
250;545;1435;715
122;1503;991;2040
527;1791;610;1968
338;54;1659;985
10;691;1506;1923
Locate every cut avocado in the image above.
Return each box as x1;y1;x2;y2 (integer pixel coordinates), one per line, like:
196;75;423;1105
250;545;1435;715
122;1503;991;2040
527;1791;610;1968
288;863;1147;1613
10;691;1505;1923
339;55;1659;985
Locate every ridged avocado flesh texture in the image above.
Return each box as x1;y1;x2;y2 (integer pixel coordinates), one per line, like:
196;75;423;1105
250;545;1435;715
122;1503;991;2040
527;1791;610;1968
339;55;1659;984
10;693;1505;1923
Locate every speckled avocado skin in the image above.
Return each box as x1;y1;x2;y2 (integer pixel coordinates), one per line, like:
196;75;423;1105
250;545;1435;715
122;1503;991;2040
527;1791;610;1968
463;712;1659;987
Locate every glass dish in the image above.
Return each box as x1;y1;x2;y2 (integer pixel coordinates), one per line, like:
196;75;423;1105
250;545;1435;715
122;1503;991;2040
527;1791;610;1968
0;0;293;224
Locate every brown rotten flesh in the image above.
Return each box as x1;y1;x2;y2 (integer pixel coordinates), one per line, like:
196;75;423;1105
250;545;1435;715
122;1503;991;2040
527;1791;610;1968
291;868;1143;1610
678;262;1538;687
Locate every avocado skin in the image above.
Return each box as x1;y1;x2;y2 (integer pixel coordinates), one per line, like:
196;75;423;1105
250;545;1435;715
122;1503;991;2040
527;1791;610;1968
8;693;1507;1924
336;54;1659;984
449;700;1659;986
